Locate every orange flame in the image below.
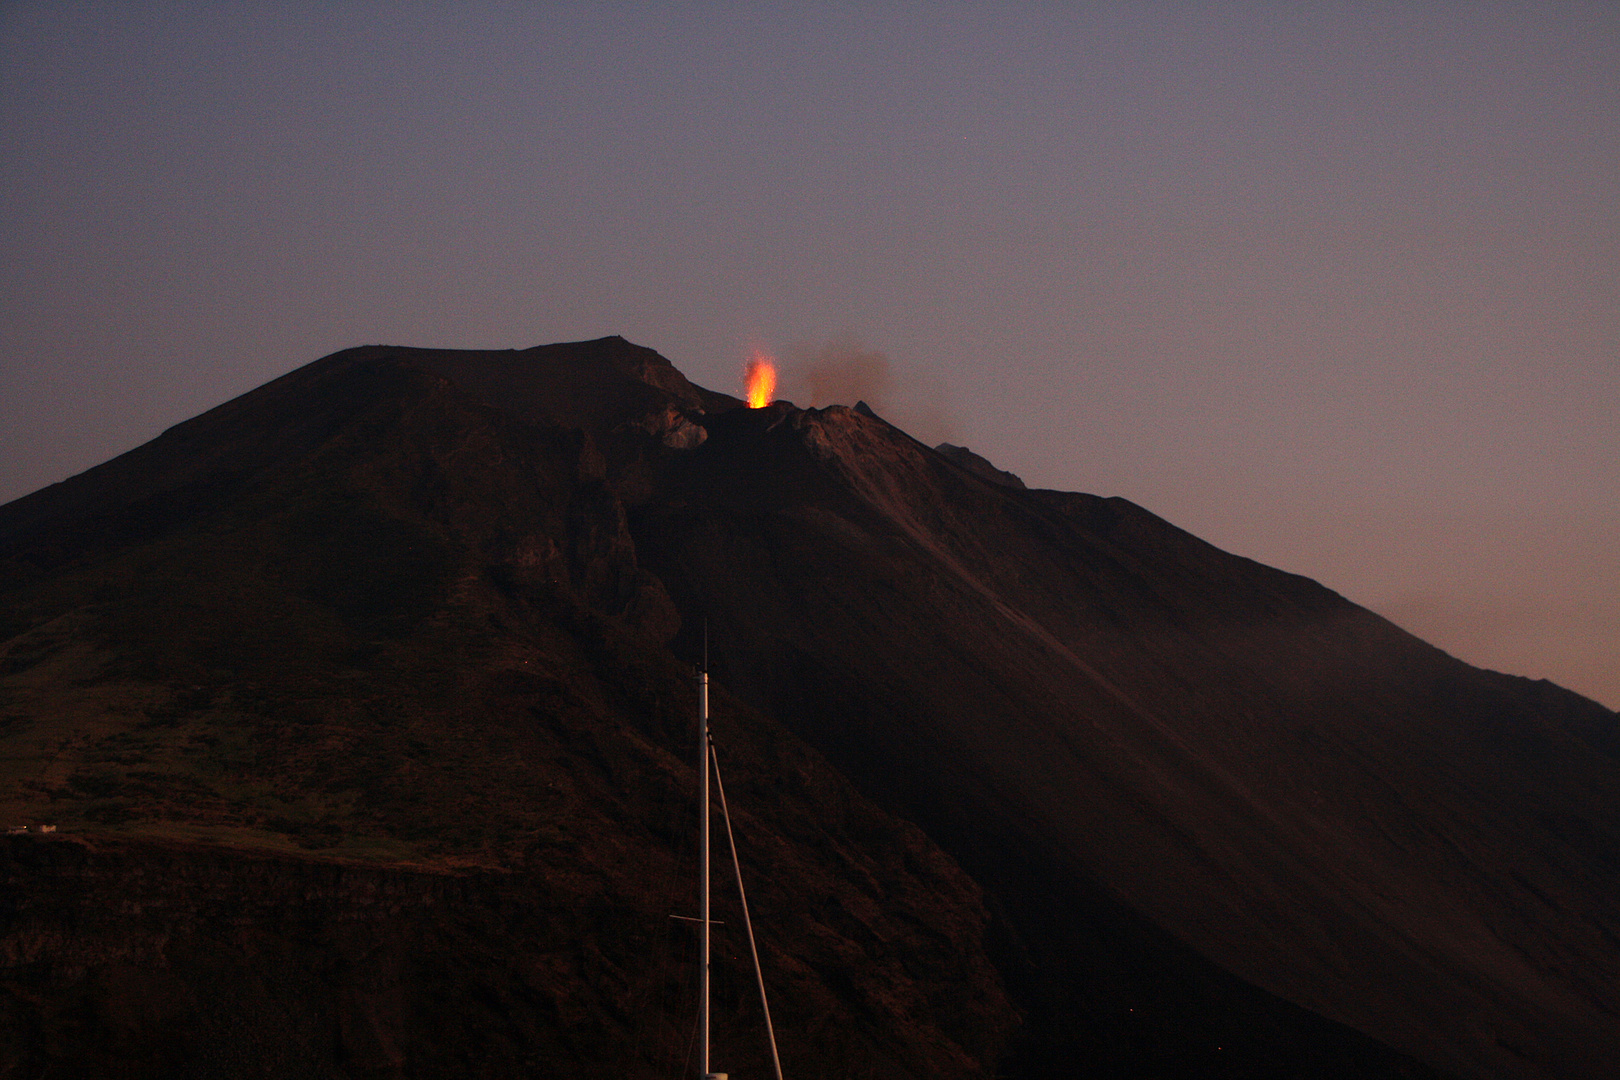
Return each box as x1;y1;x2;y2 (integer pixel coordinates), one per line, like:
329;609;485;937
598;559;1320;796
745;353;777;409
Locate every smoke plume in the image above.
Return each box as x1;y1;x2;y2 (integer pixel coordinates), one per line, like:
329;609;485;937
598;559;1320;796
783;334;958;446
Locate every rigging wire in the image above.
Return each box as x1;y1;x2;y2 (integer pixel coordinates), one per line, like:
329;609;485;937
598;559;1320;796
711;735;786;1080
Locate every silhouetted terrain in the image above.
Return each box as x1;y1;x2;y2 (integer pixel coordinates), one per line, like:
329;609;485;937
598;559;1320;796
2;337;1615;1078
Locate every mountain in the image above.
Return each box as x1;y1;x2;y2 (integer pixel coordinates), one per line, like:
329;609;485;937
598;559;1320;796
2;337;1617;1079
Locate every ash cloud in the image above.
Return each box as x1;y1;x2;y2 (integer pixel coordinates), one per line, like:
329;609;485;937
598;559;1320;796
783;334;958;446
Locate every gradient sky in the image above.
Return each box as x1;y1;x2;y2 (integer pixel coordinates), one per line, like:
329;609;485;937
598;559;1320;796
3;2;1616;707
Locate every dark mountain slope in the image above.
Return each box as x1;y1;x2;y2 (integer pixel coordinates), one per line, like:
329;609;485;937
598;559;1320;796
0;341;1013;1078
1;337;1613;1078
633;399;1620;1080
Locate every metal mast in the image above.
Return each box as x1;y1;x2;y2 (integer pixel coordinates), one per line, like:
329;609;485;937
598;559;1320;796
698;623;778;1080
700;662;714;1080
712;741;785;1080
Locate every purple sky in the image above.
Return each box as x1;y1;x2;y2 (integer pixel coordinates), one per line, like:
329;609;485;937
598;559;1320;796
3;2;1615;707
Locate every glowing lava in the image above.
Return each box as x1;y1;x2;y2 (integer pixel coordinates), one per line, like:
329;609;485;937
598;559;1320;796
745;353;777;409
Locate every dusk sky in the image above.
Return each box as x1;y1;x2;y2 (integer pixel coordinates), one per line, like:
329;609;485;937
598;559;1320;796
3;2;1615;707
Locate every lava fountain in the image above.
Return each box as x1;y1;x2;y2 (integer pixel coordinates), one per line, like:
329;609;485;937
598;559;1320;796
745;353;777;409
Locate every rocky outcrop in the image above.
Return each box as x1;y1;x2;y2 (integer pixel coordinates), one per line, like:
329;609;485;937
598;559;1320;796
933;442;1027;489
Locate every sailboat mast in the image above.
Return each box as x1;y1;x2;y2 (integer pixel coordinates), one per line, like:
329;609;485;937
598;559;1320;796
699;665;711;1080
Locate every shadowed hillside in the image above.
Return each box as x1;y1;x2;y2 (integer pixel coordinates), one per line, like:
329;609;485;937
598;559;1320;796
3;337;1615;1078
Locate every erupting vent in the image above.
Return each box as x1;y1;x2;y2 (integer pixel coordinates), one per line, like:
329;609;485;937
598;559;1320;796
745;353;777;408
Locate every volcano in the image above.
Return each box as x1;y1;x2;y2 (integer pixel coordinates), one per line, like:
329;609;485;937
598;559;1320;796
2;337;1616;1079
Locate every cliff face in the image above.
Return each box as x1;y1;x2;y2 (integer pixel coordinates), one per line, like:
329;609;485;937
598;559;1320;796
1;827;1007;1080
5;835;555;1080
1;337;1615;1078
